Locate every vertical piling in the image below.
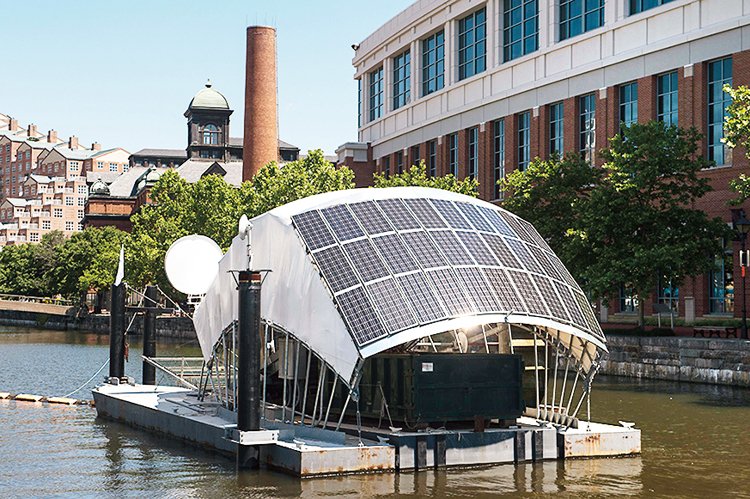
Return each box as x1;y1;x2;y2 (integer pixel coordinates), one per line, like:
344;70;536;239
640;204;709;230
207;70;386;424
109;284;126;379
237;271;262;469
142;285;157;385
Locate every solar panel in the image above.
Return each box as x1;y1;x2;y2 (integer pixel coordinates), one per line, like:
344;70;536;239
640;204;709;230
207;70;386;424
532;275;569;321
456;231;498;266
574;291;601;334
291;210;336;250
336;287;387;345
482;267;527;312
426;268;476;316
321;205;364;242
400;231;448;269
396;272;447;322
372;233;419;275
457;202;495;233
367;278;419;332
311;246;359;292
556;283;588;329
500;211;536;245
342;239;389;283
507;270;547;317
528;245;565;283
481;234;523;269
518;217;550;250
506;239;544;274
431;199;473;229
404;198;447;229
478;206;516;237
428;230;475;266
376;199;421;230
349;201;393;235
549;253;579;288
454;267;498;313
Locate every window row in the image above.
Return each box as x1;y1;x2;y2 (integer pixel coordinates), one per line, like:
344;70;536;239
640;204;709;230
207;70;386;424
364;0;682;122
377;56;734;191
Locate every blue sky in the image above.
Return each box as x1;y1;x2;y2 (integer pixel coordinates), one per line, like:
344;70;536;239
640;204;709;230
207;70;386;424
0;0;408;155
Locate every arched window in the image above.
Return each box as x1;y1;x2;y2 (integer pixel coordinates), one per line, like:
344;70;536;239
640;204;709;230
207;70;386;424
202;124;219;145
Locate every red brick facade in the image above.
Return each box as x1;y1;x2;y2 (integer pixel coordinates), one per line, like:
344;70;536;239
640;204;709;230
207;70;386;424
367;49;750;322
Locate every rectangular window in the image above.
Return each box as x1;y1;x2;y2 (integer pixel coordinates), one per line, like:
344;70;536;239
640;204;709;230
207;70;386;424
579;93;596;165
109;163;118;172
503;0;538;62
657;71;679;126
396;151;404;174
42;220;50;230
493;119;505;199
53;208;62;218
468;127;478;180
369;66;384;122
65;196;73;206
707;57;733;166
549;102;564;156
657;275;679;312
411;145;420;166
560;0;605;41
77;197;85;206
65;221;74;231
393;50;411;110
357;79;362;128
449;133;459;176
619;285;637;313
428;140;437;176
382;156;390;177
518;111;531;171
458;8;486;80
422;31;445;96
630;0;674;15
619;82;638;130
97;161;104;169
709;247;734;314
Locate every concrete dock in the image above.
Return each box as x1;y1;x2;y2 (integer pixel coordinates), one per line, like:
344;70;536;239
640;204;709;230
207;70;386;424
93;382;640;476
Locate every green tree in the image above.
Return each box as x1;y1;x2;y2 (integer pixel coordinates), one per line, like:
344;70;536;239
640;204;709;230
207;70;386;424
373;161;479;196
722;84;750;202
47;227;128;298
243;149;355;216
502;153;599;282
0;243;47;296
584;122;728;324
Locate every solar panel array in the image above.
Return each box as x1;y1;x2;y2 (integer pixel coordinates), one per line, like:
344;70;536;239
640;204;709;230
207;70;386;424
290;197;603;347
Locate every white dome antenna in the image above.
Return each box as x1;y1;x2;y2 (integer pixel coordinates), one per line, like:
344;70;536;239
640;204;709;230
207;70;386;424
164;235;223;295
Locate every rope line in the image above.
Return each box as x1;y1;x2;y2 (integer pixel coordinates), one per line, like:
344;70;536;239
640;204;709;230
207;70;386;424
61;358;110;398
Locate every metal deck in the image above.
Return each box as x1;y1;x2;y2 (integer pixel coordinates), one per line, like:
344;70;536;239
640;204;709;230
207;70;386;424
93;382;640;477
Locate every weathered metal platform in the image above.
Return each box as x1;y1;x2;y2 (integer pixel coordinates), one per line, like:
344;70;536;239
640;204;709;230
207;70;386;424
92;383;640;477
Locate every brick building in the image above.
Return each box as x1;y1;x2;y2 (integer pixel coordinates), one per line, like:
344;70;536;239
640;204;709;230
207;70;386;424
0;115;129;245
337;0;750;322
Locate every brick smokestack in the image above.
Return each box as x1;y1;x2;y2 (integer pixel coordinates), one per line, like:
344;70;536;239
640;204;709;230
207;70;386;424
47;130;57;143
243;26;278;181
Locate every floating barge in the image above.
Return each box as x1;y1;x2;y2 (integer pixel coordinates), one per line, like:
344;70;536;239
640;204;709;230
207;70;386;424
94;382;639;476
95;187;641;476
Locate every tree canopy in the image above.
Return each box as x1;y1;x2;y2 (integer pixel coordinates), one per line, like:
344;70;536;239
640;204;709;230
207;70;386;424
502;121;728;323
723;84;750;203
373;161;479;196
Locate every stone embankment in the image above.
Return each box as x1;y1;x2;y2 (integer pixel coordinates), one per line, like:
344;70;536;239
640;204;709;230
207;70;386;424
600;335;750;387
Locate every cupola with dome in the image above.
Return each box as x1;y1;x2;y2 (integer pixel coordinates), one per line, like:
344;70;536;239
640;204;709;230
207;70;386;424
184;80;237;162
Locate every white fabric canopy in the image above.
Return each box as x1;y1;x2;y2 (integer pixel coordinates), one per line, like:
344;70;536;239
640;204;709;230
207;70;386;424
192;187;607;385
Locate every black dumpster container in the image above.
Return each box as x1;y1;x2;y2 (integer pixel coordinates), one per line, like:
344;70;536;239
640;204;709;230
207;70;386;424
356;353;524;426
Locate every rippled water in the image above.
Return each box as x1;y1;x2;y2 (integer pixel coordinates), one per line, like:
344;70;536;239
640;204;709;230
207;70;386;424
1;327;749;498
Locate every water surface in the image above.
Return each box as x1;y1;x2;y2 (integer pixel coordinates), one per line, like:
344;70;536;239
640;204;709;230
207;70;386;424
1;327;748;498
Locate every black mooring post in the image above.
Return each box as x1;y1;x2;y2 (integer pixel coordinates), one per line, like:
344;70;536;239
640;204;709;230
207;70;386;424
142;285;157;385
237;270;262;470
109;283;126;379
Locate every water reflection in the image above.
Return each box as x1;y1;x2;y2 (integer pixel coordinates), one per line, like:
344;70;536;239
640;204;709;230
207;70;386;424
1;328;749;497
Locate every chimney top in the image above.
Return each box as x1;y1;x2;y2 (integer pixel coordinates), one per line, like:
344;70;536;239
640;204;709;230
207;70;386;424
91;142;101;151
8;118;18;131
47;130;58;143
68;136;79;149
27;124;38;137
